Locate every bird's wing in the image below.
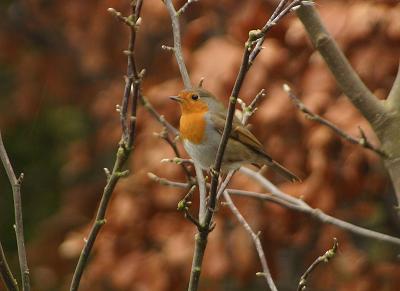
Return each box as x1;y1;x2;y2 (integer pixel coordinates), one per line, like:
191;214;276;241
211;111;301;182
210;111;271;159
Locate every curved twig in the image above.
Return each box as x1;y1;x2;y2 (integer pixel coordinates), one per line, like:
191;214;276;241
223;191;278;291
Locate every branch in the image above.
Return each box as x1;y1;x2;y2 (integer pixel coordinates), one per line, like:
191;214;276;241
69;2;143;290
237;167;400;246
148;174;400;246
296;3;387;126
148;170;400;246
156;127;194;184
388;61;400;110
0;242;19;291
176;0;199;17
223;191;278;291
0;131;30;291
284;84;388;157
140;95;179;136
163;0;192;89
297;238;338;291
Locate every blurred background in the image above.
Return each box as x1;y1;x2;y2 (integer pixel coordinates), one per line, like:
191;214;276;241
1;0;400;290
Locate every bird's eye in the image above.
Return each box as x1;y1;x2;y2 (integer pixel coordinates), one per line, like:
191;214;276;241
191;94;199;101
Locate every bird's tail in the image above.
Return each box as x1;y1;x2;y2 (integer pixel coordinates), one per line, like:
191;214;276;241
255;154;300;182
267;160;301;182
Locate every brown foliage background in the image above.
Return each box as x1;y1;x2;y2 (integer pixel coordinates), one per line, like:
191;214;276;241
1;0;400;290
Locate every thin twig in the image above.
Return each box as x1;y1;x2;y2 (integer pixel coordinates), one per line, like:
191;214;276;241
163;0;192;88
70;2;144;290
148;172;190;188
0;241;19;291
0;131;30;291
283;84;388;157
297;238;338;291
148;175;400;246
176;0;199;16
223;191;278;291
156;127;194;184
139;95;179;136
249;0;302;64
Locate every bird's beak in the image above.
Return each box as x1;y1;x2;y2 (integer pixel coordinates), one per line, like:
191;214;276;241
169;95;183;103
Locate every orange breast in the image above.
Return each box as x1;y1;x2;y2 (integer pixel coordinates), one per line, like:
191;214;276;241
180;113;206;144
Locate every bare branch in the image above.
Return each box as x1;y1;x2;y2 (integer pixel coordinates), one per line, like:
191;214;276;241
70;2;144;290
163;0;192;89
284;84;388;157
140;95;179;136
295;4;387;126
0;242;19;291
297;238;338;291
149;171;400;246
0;131;30;291
156;127;194;184
223;191;278;291
388;61;400;110
148;172;189;188
149;173;400;246
176;0;199;17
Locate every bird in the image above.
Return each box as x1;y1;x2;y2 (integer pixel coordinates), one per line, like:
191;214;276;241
170;87;300;182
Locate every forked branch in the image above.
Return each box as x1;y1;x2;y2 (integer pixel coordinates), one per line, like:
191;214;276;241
297;238;338;291
0;131;30;291
70;1;144;290
284;84;387;157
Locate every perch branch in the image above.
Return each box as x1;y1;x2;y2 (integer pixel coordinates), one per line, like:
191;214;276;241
149;174;400;245
70;2;143;290
297;238;338;291
284;84;387;157
0;131;30;291
163;0;192;88
0;241;19;291
296;3;386;126
223;191;278;291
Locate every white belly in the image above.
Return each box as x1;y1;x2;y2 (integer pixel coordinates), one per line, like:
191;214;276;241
183;138;217;170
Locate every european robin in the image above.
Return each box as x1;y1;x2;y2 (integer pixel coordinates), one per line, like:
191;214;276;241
170;87;300;182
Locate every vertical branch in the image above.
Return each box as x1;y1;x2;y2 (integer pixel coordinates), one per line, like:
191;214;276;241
187;3;303;290
163;0;192;89
69;1;144;290
0;131;30;291
388;61;400;110
0;242;19;291
223;191;278;291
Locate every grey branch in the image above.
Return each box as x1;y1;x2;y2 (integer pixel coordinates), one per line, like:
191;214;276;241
149;173;400;246
0;131;30;291
223;191;278;291
297;238;338;291
284;84;387;157
296;4;386;125
164;0;192;89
